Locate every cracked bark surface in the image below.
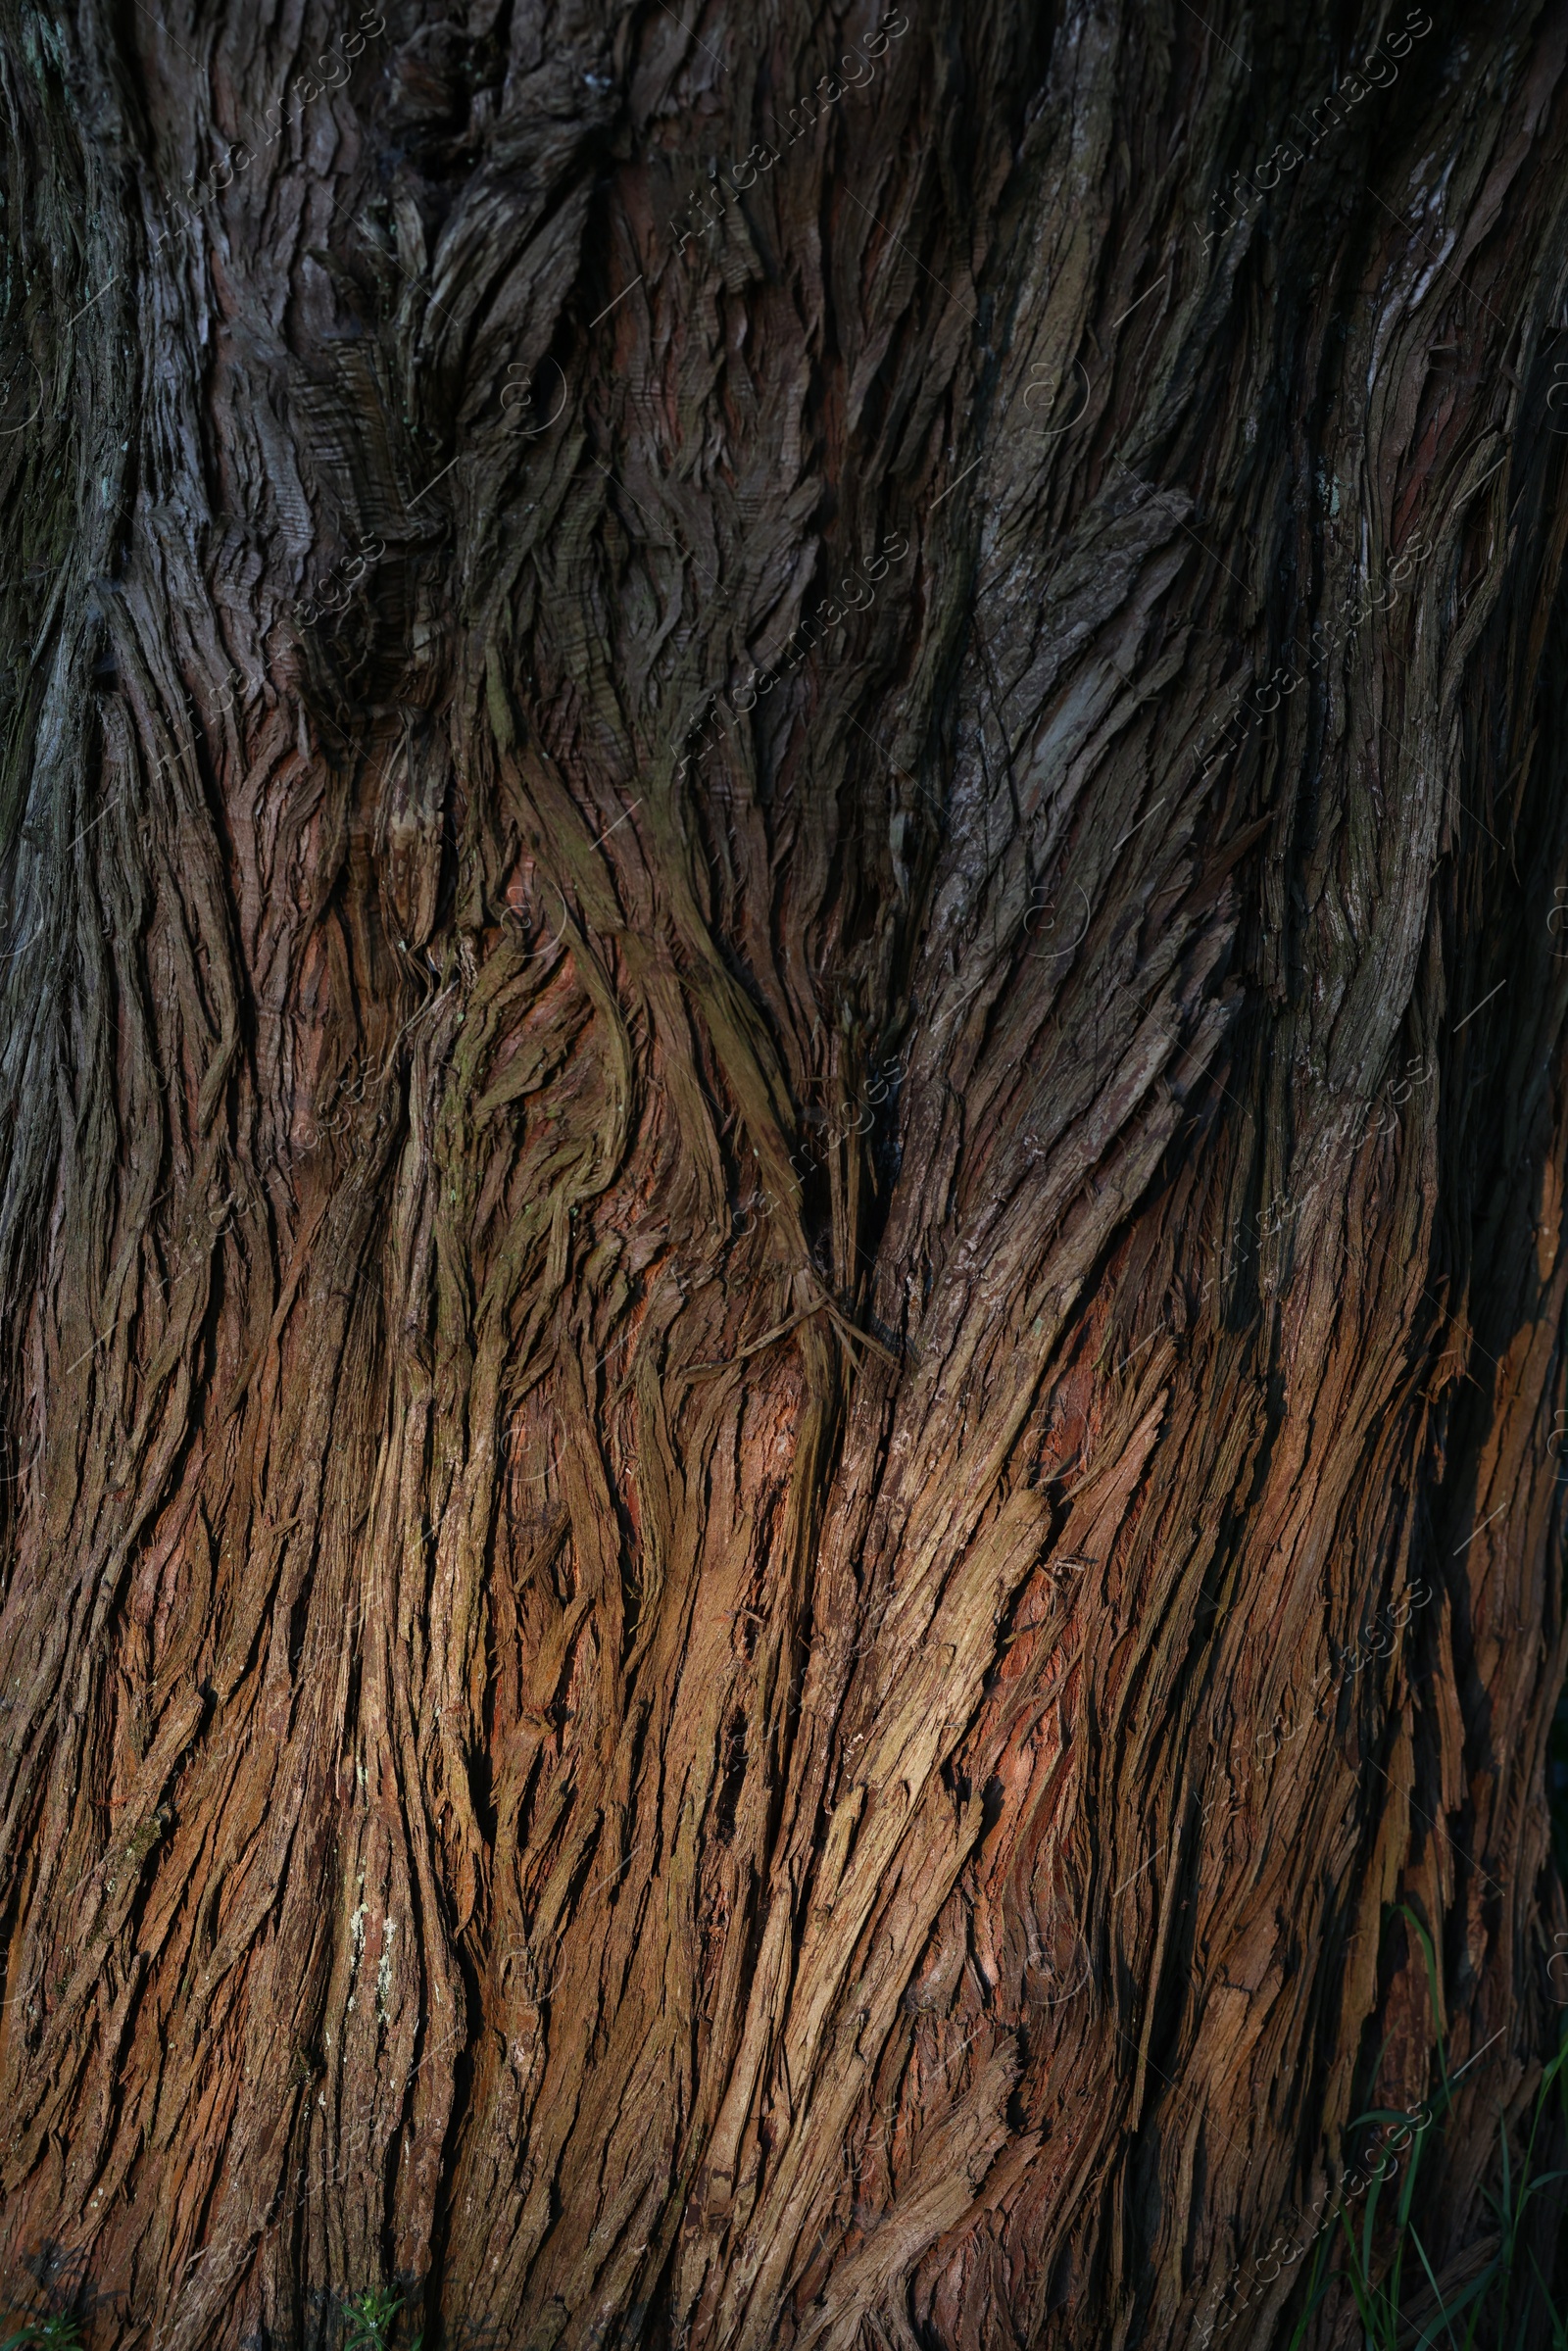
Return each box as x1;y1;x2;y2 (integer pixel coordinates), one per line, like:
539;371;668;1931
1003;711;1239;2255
2;0;1568;2345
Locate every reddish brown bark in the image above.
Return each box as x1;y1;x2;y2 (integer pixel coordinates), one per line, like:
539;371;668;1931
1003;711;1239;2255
2;1;1568;2346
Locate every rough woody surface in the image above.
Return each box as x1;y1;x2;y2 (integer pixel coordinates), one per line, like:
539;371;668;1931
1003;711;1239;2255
1;0;1567;2345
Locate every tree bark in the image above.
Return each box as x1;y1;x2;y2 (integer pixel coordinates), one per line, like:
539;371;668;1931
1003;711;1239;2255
2;1;1568;2346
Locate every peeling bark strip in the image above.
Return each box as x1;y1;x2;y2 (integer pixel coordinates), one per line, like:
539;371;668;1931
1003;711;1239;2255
2;0;1568;2345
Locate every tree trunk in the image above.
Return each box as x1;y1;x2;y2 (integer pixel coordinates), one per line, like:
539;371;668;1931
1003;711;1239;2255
3;0;1568;2345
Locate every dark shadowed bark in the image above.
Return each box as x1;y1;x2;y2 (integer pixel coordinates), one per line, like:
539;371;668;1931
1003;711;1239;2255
3;1;1568;2346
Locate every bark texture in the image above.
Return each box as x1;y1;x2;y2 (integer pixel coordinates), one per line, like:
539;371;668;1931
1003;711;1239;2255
2;0;1568;2345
